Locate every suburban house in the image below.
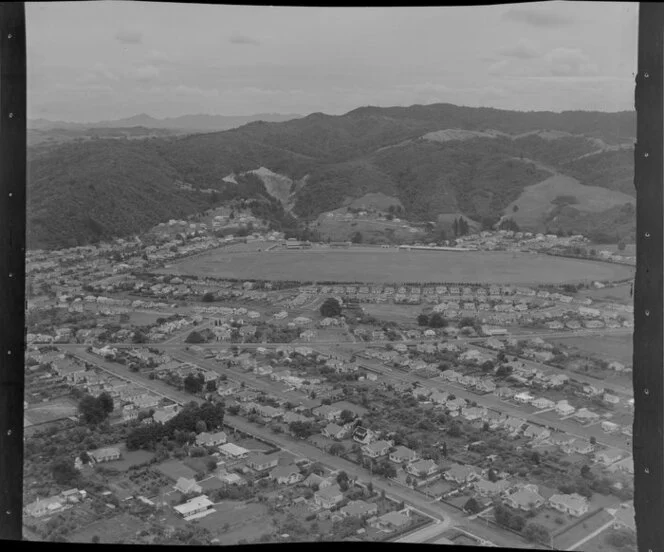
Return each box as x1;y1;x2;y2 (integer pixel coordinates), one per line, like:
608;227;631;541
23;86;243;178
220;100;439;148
352;426;375;445
461;406;487;422
531;397;555;410
302;473;334;490
574;408;600;424
24;496;65;518
562;439;594;455
503;417;526;435
555;400;575;416
195;431;227;447
601;421;620;434
389;446;420;465
339;500;378;519
494;387;515;400
514;392;534;404
362;440;392;459
504;488;545;511
314;484;344;509
173;495;214;518
269;464;303;485
312;405;343;422
370;510;411;532
218;443;250;459
595;448;624;466
247;452;280;472
473;478;511;497
548;493;589;517
407;459;439;478
322;423;349;440
88;447;121;464
174;477;202;495
444;464;480;485
523;425;551;441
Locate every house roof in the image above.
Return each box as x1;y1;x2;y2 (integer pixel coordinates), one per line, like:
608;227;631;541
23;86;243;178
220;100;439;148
410;459;438;472
364;440;391;453
507;489;544;508
390;446;418;460
379;511;410;527
341;500;377;516
174;495;213;515
549;493;588;510
270;464;300;479
324;423;344;435
315;484;343;500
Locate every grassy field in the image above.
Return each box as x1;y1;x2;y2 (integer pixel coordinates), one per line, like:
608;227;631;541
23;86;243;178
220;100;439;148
196;501;272;544
24;399;77;425
553;333;633;364
157;248;634;285
552;509;616;550
507;173;635;230
68;513;145;544
155;460;198;482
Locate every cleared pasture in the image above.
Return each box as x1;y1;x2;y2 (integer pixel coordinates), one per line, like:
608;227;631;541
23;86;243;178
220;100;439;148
552;333;633;365
157;248;634;285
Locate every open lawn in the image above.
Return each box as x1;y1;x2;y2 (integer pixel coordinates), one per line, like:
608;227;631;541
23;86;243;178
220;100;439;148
195;501;273;544
155;460;198;482
552;334;633;365
552;508;616;550
106;446;155;471
157;248;634;285
68;513;145;544
24;399;77;425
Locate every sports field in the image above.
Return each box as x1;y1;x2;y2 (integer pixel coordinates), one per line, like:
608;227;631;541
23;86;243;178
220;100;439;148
158;247;634;285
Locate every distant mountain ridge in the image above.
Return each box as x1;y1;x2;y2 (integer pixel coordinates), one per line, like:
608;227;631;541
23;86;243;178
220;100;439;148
27;102;636;250
28;112;303;132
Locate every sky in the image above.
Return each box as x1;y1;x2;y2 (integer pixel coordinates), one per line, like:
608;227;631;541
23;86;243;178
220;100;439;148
27;2;638;122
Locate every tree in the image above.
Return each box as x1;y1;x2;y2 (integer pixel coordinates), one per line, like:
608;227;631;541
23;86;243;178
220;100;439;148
195;420;208;434
205;380;217;393
97;392;114;415
351;231;363;244
487;468;498;482
78;394;109;425
202;292;216;303
329;443;346;457
91;536;100;544
339;409;355;424
51;459;79;486
617;240;626;251
513;205;519;213
320;298;342;318
523;522;550;544
428;313;447;328
206;458;218;473
464;497;482;514
184;374;204;394
417;314;429;326
185;331;206;344
481;360;495;373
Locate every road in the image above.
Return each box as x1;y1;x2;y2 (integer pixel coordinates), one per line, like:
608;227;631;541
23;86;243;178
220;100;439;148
64;337;632;453
68;348;538;548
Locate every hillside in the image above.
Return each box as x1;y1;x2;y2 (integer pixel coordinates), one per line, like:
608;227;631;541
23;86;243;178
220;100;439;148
27;140;214;249
26;103;636;249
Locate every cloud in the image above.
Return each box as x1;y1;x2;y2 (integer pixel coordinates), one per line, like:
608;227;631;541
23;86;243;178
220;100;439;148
498;39;541;60
115;28;143;45
128;65;160;83
504;5;575;27
230;34;260;46
545;47;599;77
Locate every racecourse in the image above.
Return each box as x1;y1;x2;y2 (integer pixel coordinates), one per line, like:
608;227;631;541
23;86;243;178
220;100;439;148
158;246;635;285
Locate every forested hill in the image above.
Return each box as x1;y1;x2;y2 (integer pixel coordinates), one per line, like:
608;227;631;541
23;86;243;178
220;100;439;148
27;103;636;249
